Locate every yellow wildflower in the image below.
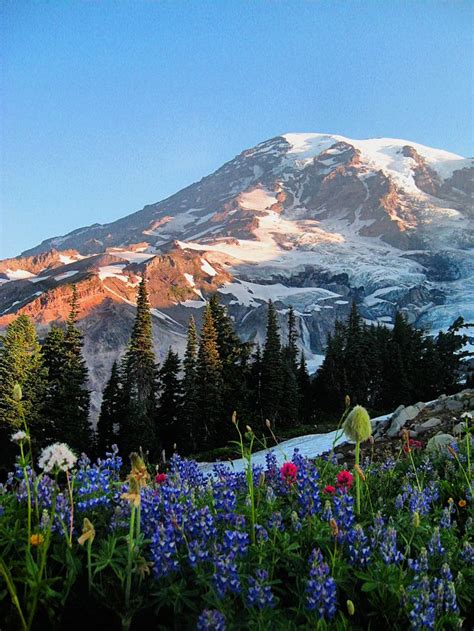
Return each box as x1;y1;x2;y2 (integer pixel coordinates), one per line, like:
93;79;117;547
30;533;44;547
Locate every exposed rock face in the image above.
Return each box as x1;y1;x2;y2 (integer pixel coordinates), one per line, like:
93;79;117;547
0;132;473;412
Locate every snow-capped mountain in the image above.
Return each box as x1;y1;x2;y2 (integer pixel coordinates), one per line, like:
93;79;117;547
1;132;473;412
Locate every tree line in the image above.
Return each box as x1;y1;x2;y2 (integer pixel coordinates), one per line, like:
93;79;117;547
0;278;471;468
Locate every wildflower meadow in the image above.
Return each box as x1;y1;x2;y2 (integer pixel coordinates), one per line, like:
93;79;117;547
0;401;472;630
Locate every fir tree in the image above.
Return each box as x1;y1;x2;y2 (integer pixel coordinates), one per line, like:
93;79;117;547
196;303;223;449
43;286;93;453
0;315;47;467
280;307;299;426
97;361;120;455
260;300;283;425
119;276;158;456
158;347;182;455
297;351;312;423
181;316;199;453
0;315;46;429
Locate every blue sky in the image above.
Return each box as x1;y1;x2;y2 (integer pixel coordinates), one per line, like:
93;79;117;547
1;1;472;258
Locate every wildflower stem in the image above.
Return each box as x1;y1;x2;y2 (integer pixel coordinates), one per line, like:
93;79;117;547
125;504;136;617
0;560;27;631
19;442;32;554
65;470;75;548
355;440;361;515
86;539;93;593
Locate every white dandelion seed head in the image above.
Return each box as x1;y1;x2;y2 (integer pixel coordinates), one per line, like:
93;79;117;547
38;443;77;473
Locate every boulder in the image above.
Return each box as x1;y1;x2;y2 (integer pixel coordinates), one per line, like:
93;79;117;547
414;417;442;434
452;422;467;436
387;402;425;438
426;433;455;453
445;400;464;413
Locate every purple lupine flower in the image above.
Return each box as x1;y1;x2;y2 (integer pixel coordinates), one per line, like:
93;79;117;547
379;526;403;564
197;609;226;631
212;554;241;598
460;541;474;564
246;569;275;609
305;548;337;620
347;525;372;567
149;523;180;578
427;527;444;556
255;524;269;543
408;548;429;576
408;574;436;631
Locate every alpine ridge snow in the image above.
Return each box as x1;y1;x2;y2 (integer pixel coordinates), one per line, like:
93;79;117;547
1;132;473;411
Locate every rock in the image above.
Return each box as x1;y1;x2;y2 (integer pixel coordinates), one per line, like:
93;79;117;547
445;400;463;413
387;403;423;438
452;422;467;436
414;417;442;434
426;433;455;453
334;452;344;461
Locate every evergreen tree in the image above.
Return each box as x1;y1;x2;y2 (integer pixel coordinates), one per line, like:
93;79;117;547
297;351;312;423
97;361;120;455
343;302;370;405
43;286;93;453
182;316;199;453
119;276;158;456
209;294;250;430
260;300;283;425
280;307;299;426
0;315;46;429
250;343;263;424
0;315;47;468
196;303;223;449
158;347;182;454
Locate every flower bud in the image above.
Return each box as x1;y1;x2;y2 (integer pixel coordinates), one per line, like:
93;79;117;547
232;411;237;425
413;512;420;528
347;600;355;616
12;383;22;402
345;395;351;409
343;405;372;443
246;425;252;434
265;419;271;429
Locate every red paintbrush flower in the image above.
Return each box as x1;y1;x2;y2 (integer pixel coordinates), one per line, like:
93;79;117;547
336;470;354;490
323;485;336;494
280;462;298;484
155;472;167;484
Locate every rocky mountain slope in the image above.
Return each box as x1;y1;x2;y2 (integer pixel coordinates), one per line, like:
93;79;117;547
1;132;473;413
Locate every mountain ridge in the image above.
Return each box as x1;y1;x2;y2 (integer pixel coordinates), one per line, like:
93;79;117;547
1;131;473;415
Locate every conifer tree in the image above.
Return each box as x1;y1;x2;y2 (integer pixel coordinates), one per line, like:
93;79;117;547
250;343;263;424
119;276;158;456
181;316;199;453
158;347;182;454
0;315;47;466
196;303;223;449
42;286;93;453
97;361;120;455
0;315;46;429
297;351;312;423
280;306;299;426
209;294;250;430
260;300;283;425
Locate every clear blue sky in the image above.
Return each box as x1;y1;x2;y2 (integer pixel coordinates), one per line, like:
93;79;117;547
1;0;472;258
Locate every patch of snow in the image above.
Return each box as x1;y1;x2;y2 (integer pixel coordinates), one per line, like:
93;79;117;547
201;259;217;277
54;270;79;281
59;254;76;265
4;269;35;280
109;250;156;263
239;188;278;211
184;273;195;287
198;411;391;475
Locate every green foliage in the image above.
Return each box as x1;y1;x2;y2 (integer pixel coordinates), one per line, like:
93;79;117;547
97;361;121;455
119;276;158;457
261;300;283;425
314;305;472;416
157;347;182;454
196;303;223;449
42;286;92;453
